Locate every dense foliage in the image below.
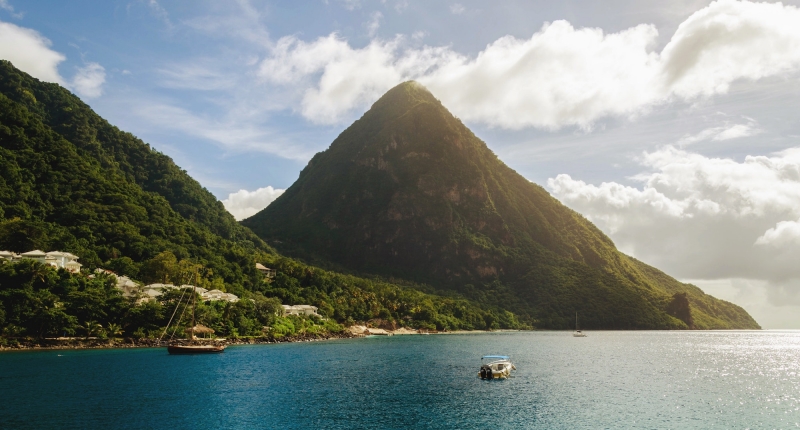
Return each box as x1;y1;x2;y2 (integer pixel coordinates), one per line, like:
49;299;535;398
244;81;760;330
0;60;269;296
0;259;520;343
0;259;333;342
0;62;523;340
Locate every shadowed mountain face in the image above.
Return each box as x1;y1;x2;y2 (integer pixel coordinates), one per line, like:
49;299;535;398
244;81;760;329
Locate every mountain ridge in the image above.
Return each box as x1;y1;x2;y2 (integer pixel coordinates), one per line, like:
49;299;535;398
244;81;760;330
0;62;529;338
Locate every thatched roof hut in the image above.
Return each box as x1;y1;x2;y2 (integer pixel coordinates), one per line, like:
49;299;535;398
187;324;215;336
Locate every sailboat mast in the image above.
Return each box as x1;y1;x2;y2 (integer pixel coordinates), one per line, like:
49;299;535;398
191;268;197;338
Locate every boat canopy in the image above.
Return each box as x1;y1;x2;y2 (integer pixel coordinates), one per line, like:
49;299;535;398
482;355;510;360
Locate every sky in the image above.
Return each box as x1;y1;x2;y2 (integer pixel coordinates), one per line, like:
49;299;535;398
2;0;800;328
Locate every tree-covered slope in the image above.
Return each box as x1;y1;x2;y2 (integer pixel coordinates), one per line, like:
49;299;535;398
244;81;759;330
0;60;270;293
0;61;523;336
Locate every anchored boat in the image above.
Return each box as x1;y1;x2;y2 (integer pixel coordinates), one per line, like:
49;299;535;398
573;312;587;337
478;355;516;380
167;324;225;354
160;271;226;355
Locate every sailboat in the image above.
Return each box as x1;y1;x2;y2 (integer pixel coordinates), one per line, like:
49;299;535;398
162;276;225;354
572;312;587;337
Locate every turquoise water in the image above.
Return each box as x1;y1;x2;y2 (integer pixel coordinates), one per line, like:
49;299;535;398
1;331;799;429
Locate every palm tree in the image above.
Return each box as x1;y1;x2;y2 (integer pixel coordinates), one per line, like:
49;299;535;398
106;323;123;339
81;320;101;339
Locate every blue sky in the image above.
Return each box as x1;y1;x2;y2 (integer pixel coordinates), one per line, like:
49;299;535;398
3;0;800;327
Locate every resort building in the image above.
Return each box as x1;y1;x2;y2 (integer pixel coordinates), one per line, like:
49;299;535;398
201;289;240;303
2;250;82;273
255;263;276;279
115;282;240;303
0;250;16;263
282;304;320;317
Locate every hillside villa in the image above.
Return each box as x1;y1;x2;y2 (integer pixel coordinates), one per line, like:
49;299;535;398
255;263;276;279
0;250;82;273
282;304;320;317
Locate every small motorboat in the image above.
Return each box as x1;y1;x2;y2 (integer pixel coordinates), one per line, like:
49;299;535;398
478;355;516;380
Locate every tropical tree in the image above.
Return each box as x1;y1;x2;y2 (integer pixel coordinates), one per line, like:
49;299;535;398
81;320;102;339
106;323;123;339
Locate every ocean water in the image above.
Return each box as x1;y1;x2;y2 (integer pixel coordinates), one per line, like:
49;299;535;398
1;331;798;429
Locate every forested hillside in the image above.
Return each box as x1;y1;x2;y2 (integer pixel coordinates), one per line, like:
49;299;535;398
244;81;760;330
0;61;523;340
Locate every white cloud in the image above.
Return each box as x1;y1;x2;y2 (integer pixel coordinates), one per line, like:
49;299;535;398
367;11;382;38
157;62;235;90
259;34;457;124
132;102;314;161
677;120;760;146
339;0;361;11
394;0;408;13
71;62;106;98
755;219;800;248
661;0;800;99
0;0;23;19
146;0;172;28
0;20;65;83
548;145;800;300
222;186;285;220
713;123;756;141
422;21;662;130
450;3;465;15
257;0;800;130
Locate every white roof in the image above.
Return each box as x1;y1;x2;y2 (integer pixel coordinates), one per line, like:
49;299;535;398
143;283;175;289
20;250;46;257
116;276;137;288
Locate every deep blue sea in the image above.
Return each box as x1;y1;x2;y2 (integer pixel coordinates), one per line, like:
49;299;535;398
1;331;799;429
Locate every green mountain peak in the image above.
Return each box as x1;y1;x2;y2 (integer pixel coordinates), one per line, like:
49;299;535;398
244;82;760;330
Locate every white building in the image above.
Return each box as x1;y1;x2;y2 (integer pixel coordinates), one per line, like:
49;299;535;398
0;250;17;263
96;270;140;297
255;263;276;279
282;305;320;317
16;250;82;273
201;289;240;303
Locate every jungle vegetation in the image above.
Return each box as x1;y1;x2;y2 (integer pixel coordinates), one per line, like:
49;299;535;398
0;60;523;341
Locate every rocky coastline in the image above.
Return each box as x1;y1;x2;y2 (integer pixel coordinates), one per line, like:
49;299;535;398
0;325;520;352
0;331;360;352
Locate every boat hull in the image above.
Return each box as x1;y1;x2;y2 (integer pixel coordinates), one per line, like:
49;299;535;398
478;369;511;379
167;344;225;354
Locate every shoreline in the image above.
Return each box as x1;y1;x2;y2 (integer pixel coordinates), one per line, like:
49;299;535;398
0;328;530;353
0;331;360;352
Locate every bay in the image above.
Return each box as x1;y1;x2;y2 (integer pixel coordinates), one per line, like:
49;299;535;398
1;331;798;429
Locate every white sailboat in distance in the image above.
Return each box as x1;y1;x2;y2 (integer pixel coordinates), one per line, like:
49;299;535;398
573;312;587;337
